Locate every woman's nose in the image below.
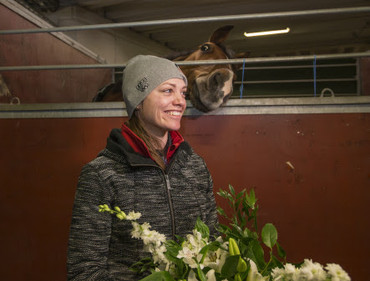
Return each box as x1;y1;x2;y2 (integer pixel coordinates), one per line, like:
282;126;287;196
174;91;186;107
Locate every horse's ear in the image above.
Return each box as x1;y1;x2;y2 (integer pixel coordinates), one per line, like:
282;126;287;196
232;51;251;71
235;51;251;59
209;25;234;44
172;54;190;61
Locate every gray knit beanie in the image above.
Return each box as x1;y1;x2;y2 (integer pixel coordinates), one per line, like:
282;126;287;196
122;55;188;119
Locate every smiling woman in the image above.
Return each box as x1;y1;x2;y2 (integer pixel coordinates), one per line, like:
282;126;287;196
67;55;219;281
122;55;188;169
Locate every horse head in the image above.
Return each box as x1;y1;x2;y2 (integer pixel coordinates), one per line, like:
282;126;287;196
92;25;244;113
172;25;237;112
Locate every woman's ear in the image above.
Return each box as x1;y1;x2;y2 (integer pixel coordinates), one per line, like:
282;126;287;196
136;103;143;110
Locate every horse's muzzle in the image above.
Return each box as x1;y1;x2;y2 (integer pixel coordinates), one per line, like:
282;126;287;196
191;68;234;112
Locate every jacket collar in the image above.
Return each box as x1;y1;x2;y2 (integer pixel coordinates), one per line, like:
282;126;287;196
121;123;184;164
105;125;189;167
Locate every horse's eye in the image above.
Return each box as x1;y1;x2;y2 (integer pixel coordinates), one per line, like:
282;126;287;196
200;44;210;52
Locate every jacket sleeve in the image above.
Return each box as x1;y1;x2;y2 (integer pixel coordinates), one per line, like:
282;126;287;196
67;163;115;281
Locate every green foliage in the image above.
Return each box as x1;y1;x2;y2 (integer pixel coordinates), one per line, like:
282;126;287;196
261;223;277;249
195;217;210;239
217;185;286;276
130;257;157;275
101;185;350;280
139;271;175;281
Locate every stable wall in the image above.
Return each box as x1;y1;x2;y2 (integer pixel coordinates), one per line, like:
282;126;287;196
0;113;369;281
0;3;115;103
0;3;173;104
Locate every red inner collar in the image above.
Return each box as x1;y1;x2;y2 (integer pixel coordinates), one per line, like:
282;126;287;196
121;123;184;163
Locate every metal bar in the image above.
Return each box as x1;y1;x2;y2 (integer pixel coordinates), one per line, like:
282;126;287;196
1;97;369;118
240;63;357;70
356;58;361;96
1;52;369;72
1;6;369;35
235;78;356;84
230;93;359;98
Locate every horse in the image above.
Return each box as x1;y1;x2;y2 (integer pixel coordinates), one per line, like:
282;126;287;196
93;25;244;113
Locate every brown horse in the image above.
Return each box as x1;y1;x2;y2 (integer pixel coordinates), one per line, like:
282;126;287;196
93;25;242;112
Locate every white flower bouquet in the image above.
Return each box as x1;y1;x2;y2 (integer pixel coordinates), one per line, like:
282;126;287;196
99;185;351;281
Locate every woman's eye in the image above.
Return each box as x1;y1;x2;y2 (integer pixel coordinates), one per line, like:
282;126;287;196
163;88;172;94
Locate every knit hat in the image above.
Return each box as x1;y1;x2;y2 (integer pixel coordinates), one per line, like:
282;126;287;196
122;55;188;119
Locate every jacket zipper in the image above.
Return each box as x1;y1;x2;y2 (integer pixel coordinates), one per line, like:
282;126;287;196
131;163;176;240
164;173;176;239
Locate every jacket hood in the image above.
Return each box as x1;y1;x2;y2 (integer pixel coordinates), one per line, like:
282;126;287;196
103;128;192;167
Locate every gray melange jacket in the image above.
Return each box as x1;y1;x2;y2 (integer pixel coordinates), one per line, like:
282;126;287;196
67;128;218;281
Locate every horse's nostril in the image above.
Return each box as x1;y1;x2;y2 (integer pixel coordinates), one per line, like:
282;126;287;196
208;72;223;90
214;73;222;83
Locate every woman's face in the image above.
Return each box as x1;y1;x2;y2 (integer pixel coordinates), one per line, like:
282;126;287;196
137;78;187;140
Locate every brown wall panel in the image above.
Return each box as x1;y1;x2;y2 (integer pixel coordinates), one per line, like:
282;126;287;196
0;5;112;103
0;113;368;281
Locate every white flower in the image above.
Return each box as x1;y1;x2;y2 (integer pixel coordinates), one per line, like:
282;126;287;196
247;259;269;281
325;263;351;281
176;230;209;269
130;221;150;239
284;263;300;281
203;240;229;273
177;246;199;268
271;267;286;281
188;269;198;281
126;211;141;220
299;259;326;280
205;269;217;281
271;263;300;281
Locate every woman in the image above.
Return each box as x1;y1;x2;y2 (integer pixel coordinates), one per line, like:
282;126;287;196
67;55;218;280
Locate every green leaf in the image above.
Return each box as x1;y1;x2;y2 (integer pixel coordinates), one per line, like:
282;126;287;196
276;241;286;259
205;240;221;252
245;189;257;209
216;223;231;235
195;217;209;239
229;184;236;196
197;264;207;281
247;240;266;270
139;271;175;281
271;255;284;269
217;207;227;217
221;255;240;278
217;189;228;199
261;223;278;249
235;189;245;204
164;240;182;264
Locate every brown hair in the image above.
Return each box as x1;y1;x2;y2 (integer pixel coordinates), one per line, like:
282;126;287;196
126;113;166;170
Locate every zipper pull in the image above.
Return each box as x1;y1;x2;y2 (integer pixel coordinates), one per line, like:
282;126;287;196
165;174;172;190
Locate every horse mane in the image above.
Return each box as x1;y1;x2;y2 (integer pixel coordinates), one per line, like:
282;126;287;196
165;49;196;61
92;79;122;102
